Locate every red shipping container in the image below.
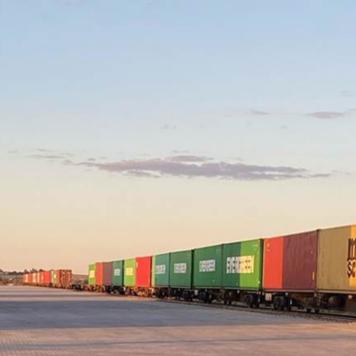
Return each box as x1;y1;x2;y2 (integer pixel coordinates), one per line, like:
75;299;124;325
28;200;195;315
39;271;45;285
44;271;51;285
96;263;104;286
103;262;113;286
263;237;284;289
263;231;318;291
57;269;72;288
136;256;152;288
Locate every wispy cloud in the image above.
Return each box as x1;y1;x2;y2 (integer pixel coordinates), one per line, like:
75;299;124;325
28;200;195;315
168;155;212;163
72;156;329;181
24;150;331;181
250;109;270;116
28;154;67;160
307;111;346;119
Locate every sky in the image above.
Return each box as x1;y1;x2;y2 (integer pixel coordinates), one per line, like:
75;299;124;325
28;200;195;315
1;0;356;273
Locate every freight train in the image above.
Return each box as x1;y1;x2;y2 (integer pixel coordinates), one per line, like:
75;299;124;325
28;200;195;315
89;225;356;313
23;270;73;289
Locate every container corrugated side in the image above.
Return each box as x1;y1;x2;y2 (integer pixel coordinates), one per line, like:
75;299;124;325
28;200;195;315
154;253;170;287
124;258;136;287
193;244;222;288
263;231;318;291
169;250;193;288
136;256;152;288
103;262;113;286
317;225;356;292
222;239;263;290
95;262;104;286
88;264;96;286
112;260;124;287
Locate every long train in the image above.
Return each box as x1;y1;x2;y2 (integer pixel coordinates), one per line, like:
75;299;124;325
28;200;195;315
87;224;356;313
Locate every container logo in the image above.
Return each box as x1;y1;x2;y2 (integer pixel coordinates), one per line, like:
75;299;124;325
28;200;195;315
174;263;187;274
155;264;166;274
199;259;216;272
89;270;95;278
114;268;121;276
226;256;254;274
125;267;134;276
347;238;356;279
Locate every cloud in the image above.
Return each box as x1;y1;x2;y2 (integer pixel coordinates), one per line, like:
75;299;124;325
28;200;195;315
25;150;331;181
307;111;346;119
250;109;270;116
168;155;212;163
28;154;66;160
71;156;329;181
340;90;353;98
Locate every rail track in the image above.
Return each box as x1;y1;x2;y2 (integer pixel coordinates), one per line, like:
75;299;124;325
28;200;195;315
157;297;356;323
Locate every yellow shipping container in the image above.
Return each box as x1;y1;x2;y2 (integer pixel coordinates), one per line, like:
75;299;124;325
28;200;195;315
317;225;356;292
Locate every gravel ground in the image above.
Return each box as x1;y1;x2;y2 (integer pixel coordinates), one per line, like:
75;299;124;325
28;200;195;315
0;286;356;355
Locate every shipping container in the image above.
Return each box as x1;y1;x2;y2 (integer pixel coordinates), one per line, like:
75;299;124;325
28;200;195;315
57;269;72;288
193;244;222;288
44;271;51;286
317;225;356;293
88;264;96;286
263;231;318;291
51;270;58;286
222;239;263;290
136;256;152;288
151;256;156;288
95;262;104;286
153;253;170;287
102;262;113;287
124;258;136;287
39;271;45;285
112;260;124;287
169;250;193;288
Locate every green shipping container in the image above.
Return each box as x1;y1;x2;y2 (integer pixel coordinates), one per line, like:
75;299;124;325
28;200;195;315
112;260;124;287
88;263;96;286
124;258;136;287
222;239;263;290
193;244;223;288
169;250;193;288
154;253;170;287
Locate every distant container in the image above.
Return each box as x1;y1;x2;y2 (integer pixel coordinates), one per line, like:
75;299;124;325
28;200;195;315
153;253;170;287
263;231;318;291
222;239;263;290
151;256;156;288
23;273;29;284
112;260;124;287
39;271;45;285
102;262;113;287
88;264;96;286
57;270;72;288
169;250;193;288
124;258;136;287
193;244;222;288
51;270;58;286
317;225;356;293
136;256;152;288
95;262;104;286
43;271;51;286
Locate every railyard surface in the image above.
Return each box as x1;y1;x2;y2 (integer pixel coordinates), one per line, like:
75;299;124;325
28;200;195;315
0;286;356;355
